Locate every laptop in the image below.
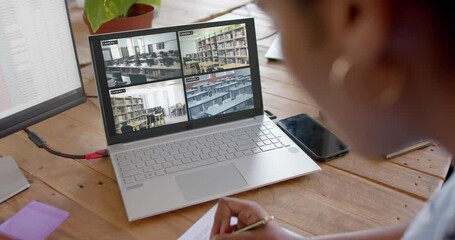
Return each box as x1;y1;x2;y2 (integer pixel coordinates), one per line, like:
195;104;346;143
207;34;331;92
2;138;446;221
89;18;320;221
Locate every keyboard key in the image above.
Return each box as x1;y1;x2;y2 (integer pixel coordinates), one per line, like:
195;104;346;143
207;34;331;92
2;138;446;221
120;165;135;172
156;170;165;176
193;150;202;156
175;154;184;159
278;137;292;147
227;148;236;154
236;143;256;151
160;152;170;157
252;148;262;154
219;144;229;149
274;142;284;148
228;142;237;148
136;163;145;169
165;155;175;162
256;141;265;147
209;152;219;158
123;169;142;178
217;155;227;162
263;140;272;145
210;146;220;152
153;164;163;170
163;162;172;168
124;177;135;184
135;174;145;181
243;150;254;156
132;158;142;164
200;153;210;159
184;152;193;158
145;160;155;166
165;158;217;174
191;156;201;162
218;149;228;155
226;154;236;160
271;138;280;144
182;158;192;164
143;166;154;173
260;145;276;152
172;160;183;166
118;159;131;167
234;152;245;158
145;172;155;179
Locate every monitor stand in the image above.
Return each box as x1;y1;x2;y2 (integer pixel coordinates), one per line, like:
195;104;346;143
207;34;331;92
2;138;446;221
0;156;30;203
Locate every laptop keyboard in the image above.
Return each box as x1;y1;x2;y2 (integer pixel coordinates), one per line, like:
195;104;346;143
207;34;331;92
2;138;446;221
113;122;292;185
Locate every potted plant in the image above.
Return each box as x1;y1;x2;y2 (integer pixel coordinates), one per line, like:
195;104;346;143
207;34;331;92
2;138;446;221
83;0;161;34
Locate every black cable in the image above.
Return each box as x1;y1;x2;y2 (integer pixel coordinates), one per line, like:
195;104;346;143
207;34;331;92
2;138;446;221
23;128;109;160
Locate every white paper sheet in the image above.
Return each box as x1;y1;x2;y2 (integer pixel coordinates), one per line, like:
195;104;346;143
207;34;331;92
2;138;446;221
178;203;303;240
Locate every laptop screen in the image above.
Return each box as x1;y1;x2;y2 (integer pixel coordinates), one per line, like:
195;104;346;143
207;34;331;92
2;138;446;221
90;18;263;144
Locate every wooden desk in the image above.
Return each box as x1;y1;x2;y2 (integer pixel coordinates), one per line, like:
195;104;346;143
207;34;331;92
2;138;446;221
204;94;254;116
218;63;249;70
198;61;220;72
0;1;451;239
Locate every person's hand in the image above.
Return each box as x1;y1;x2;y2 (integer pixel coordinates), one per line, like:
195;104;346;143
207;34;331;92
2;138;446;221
210;197;292;240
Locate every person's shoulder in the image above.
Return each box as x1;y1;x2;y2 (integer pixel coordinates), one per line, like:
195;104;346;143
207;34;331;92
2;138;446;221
402;175;455;239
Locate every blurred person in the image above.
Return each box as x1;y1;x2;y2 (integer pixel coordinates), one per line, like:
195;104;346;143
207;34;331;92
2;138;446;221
210;0;455;239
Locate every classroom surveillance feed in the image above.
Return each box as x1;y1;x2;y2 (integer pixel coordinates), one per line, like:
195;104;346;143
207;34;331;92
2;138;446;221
178;24;249;76
186;68;254;120
110;79;188;135
101;32;182;89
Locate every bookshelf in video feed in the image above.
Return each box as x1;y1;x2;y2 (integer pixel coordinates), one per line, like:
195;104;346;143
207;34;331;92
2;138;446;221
101;32;188;135
179;23;254;120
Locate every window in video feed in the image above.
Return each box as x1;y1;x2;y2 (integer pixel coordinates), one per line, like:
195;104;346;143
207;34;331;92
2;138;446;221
110;79;188;134
179;24;249;76
101;32;182;89
186;68;253;120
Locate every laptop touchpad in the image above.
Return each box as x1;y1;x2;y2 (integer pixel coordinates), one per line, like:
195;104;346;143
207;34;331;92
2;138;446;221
175;164;248;201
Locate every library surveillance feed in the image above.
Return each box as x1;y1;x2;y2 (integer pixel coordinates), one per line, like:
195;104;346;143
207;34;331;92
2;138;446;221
110;79;188;135
185;68;254;120
179;24;249;76
101;32;182;88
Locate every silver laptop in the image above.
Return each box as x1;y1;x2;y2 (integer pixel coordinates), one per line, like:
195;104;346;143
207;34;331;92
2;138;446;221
89;18;320;221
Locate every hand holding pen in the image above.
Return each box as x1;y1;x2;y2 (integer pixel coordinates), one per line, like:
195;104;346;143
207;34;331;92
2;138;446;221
210;197;299;240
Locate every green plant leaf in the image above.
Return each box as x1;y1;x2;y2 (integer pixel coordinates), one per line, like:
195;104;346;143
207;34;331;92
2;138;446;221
84;0;136;33
136;0;161;8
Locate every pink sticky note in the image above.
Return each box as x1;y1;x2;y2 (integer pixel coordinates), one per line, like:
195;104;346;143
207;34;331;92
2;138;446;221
0;200;69;240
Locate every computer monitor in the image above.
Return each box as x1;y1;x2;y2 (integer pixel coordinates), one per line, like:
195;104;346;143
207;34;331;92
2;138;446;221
0;0;86;139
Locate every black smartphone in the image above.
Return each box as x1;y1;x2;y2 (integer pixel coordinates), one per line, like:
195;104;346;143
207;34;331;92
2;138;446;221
277;114;349;161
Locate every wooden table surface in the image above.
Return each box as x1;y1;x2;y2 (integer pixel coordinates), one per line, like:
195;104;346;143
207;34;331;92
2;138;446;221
0;1;452;239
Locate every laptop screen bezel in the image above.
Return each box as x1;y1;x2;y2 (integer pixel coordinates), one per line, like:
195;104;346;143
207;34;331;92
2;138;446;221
89;18;263;145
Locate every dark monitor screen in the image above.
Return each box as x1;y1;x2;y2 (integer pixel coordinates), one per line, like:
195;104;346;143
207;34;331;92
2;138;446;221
0;1;86;138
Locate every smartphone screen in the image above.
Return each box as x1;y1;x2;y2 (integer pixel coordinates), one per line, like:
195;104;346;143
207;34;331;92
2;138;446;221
277;114;349;161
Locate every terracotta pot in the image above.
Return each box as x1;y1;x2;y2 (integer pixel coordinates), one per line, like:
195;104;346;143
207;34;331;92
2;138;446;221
83;4;155;34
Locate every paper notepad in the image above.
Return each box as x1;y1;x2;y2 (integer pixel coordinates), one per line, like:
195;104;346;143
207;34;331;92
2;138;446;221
0;200;69;240
178;204;303;240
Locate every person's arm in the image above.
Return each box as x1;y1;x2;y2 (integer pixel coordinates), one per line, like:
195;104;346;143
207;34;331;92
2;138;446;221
210;197;408;240
308;222;408;240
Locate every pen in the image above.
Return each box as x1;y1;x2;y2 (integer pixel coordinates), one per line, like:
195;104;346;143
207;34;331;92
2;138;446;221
385;140;432;159
232;215;275;234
